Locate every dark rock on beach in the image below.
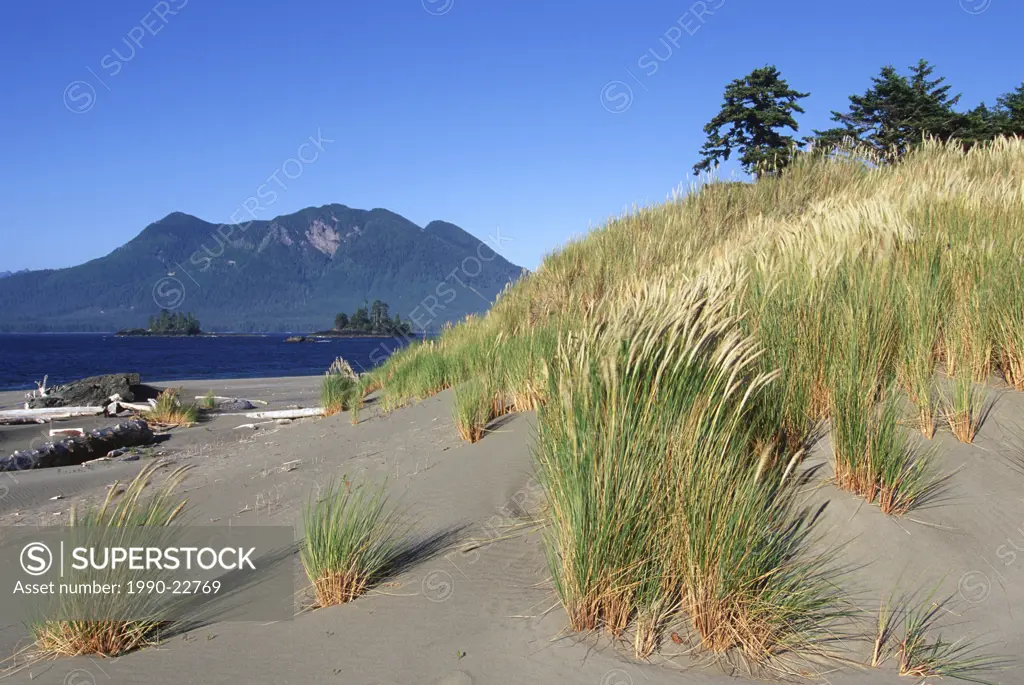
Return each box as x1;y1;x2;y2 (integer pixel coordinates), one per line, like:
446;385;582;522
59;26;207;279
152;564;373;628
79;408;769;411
27;372;143;408
218;398;256;411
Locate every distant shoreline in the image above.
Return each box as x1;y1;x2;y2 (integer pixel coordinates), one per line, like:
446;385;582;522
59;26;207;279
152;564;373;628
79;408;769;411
106;331;423;339
1;330;434;337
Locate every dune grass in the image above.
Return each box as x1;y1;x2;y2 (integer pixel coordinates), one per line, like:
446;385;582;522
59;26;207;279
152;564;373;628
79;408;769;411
200;390;216;410
452;378;493;443
31;462;192;657
144;389;198;427
365;138;1024;664
321;356;361;416
942;373;991;444
897;591;1007;683
301;480;407;607
321;373;357;416
536;283;846;664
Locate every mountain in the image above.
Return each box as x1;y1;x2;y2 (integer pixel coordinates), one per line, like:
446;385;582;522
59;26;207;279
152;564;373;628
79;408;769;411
0;205;523;332
0;270;28;279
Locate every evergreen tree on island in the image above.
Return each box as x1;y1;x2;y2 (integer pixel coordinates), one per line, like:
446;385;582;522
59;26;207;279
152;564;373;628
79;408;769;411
147;310;201;335
332;300;411;336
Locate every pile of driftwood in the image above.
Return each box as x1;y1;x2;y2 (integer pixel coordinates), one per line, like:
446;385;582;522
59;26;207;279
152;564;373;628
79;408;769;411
0;419;154;472
1;371;337;470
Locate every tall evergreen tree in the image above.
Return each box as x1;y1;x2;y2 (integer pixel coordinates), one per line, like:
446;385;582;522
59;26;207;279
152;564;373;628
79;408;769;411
811;60;963;161
995;82;1024;136
693;65;810;176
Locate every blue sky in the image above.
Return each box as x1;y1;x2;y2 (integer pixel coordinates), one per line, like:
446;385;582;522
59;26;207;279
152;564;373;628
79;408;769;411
1;0;1021;272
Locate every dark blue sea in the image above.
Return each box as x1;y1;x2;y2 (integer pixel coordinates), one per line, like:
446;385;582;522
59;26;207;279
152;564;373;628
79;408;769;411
0;334;412;391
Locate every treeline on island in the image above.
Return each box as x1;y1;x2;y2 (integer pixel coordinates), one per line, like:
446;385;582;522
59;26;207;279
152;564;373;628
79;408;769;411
117;310;202;336
692;58;1024;175
328;300;412;336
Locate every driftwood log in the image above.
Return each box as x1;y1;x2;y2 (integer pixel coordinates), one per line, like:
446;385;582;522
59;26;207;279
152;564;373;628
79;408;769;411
243;408;325;420
195;396;268;406
0;419;154;472
0;406;106;425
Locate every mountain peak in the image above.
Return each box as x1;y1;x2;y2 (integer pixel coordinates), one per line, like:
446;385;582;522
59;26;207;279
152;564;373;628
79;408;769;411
0;204;523;332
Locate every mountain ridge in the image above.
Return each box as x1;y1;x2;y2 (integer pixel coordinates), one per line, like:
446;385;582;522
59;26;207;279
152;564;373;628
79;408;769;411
0;204;523;332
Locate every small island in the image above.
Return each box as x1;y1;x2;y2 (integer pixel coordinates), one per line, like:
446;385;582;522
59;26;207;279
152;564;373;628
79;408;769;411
286;300;414;342
117;310;203;336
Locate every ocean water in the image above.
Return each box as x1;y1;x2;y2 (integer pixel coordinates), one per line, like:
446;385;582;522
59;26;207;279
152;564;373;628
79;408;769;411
0;333;411;391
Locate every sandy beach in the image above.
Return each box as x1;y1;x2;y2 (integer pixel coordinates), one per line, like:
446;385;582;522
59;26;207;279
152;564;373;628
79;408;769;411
0;375;1021;684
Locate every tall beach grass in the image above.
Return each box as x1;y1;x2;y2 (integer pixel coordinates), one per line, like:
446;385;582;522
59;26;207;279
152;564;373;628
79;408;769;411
365;137;1024;662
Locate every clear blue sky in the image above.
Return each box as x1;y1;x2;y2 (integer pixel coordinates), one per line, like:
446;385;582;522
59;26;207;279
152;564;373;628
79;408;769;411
2;0;1020;272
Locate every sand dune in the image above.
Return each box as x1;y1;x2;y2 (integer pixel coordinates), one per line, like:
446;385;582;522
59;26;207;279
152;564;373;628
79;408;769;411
0;376;1021;683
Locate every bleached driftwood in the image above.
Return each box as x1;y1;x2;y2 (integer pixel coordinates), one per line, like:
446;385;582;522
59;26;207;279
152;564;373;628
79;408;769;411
243;407;325;420
107;401;153;414
195;396;268;405
0;406;106;425
233;421;276;430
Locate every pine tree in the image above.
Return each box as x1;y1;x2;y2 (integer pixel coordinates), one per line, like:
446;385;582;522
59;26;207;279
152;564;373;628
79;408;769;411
995;82;1024;136
693;65;810;176
811;60;962;162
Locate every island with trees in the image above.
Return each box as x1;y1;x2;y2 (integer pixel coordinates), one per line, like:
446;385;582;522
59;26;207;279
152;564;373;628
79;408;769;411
286;300;415;342
116;310;203;336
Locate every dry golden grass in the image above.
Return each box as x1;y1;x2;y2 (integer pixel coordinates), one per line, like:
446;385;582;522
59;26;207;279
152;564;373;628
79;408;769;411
144;389;198;427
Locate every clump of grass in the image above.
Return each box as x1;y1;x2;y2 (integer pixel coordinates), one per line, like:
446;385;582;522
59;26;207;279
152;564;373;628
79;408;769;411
301;480;407;607
452;378;493;443
537;283;846;664
897;590;1007;683
321;373;357;416
898;249;944;439
872;593;902;668
322;357;361;416
941;374;991;444
827;272;938;515
835;390;939;516
998;307;1024;391
31;462;191;657
200;390;216;410
144;389;198;426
